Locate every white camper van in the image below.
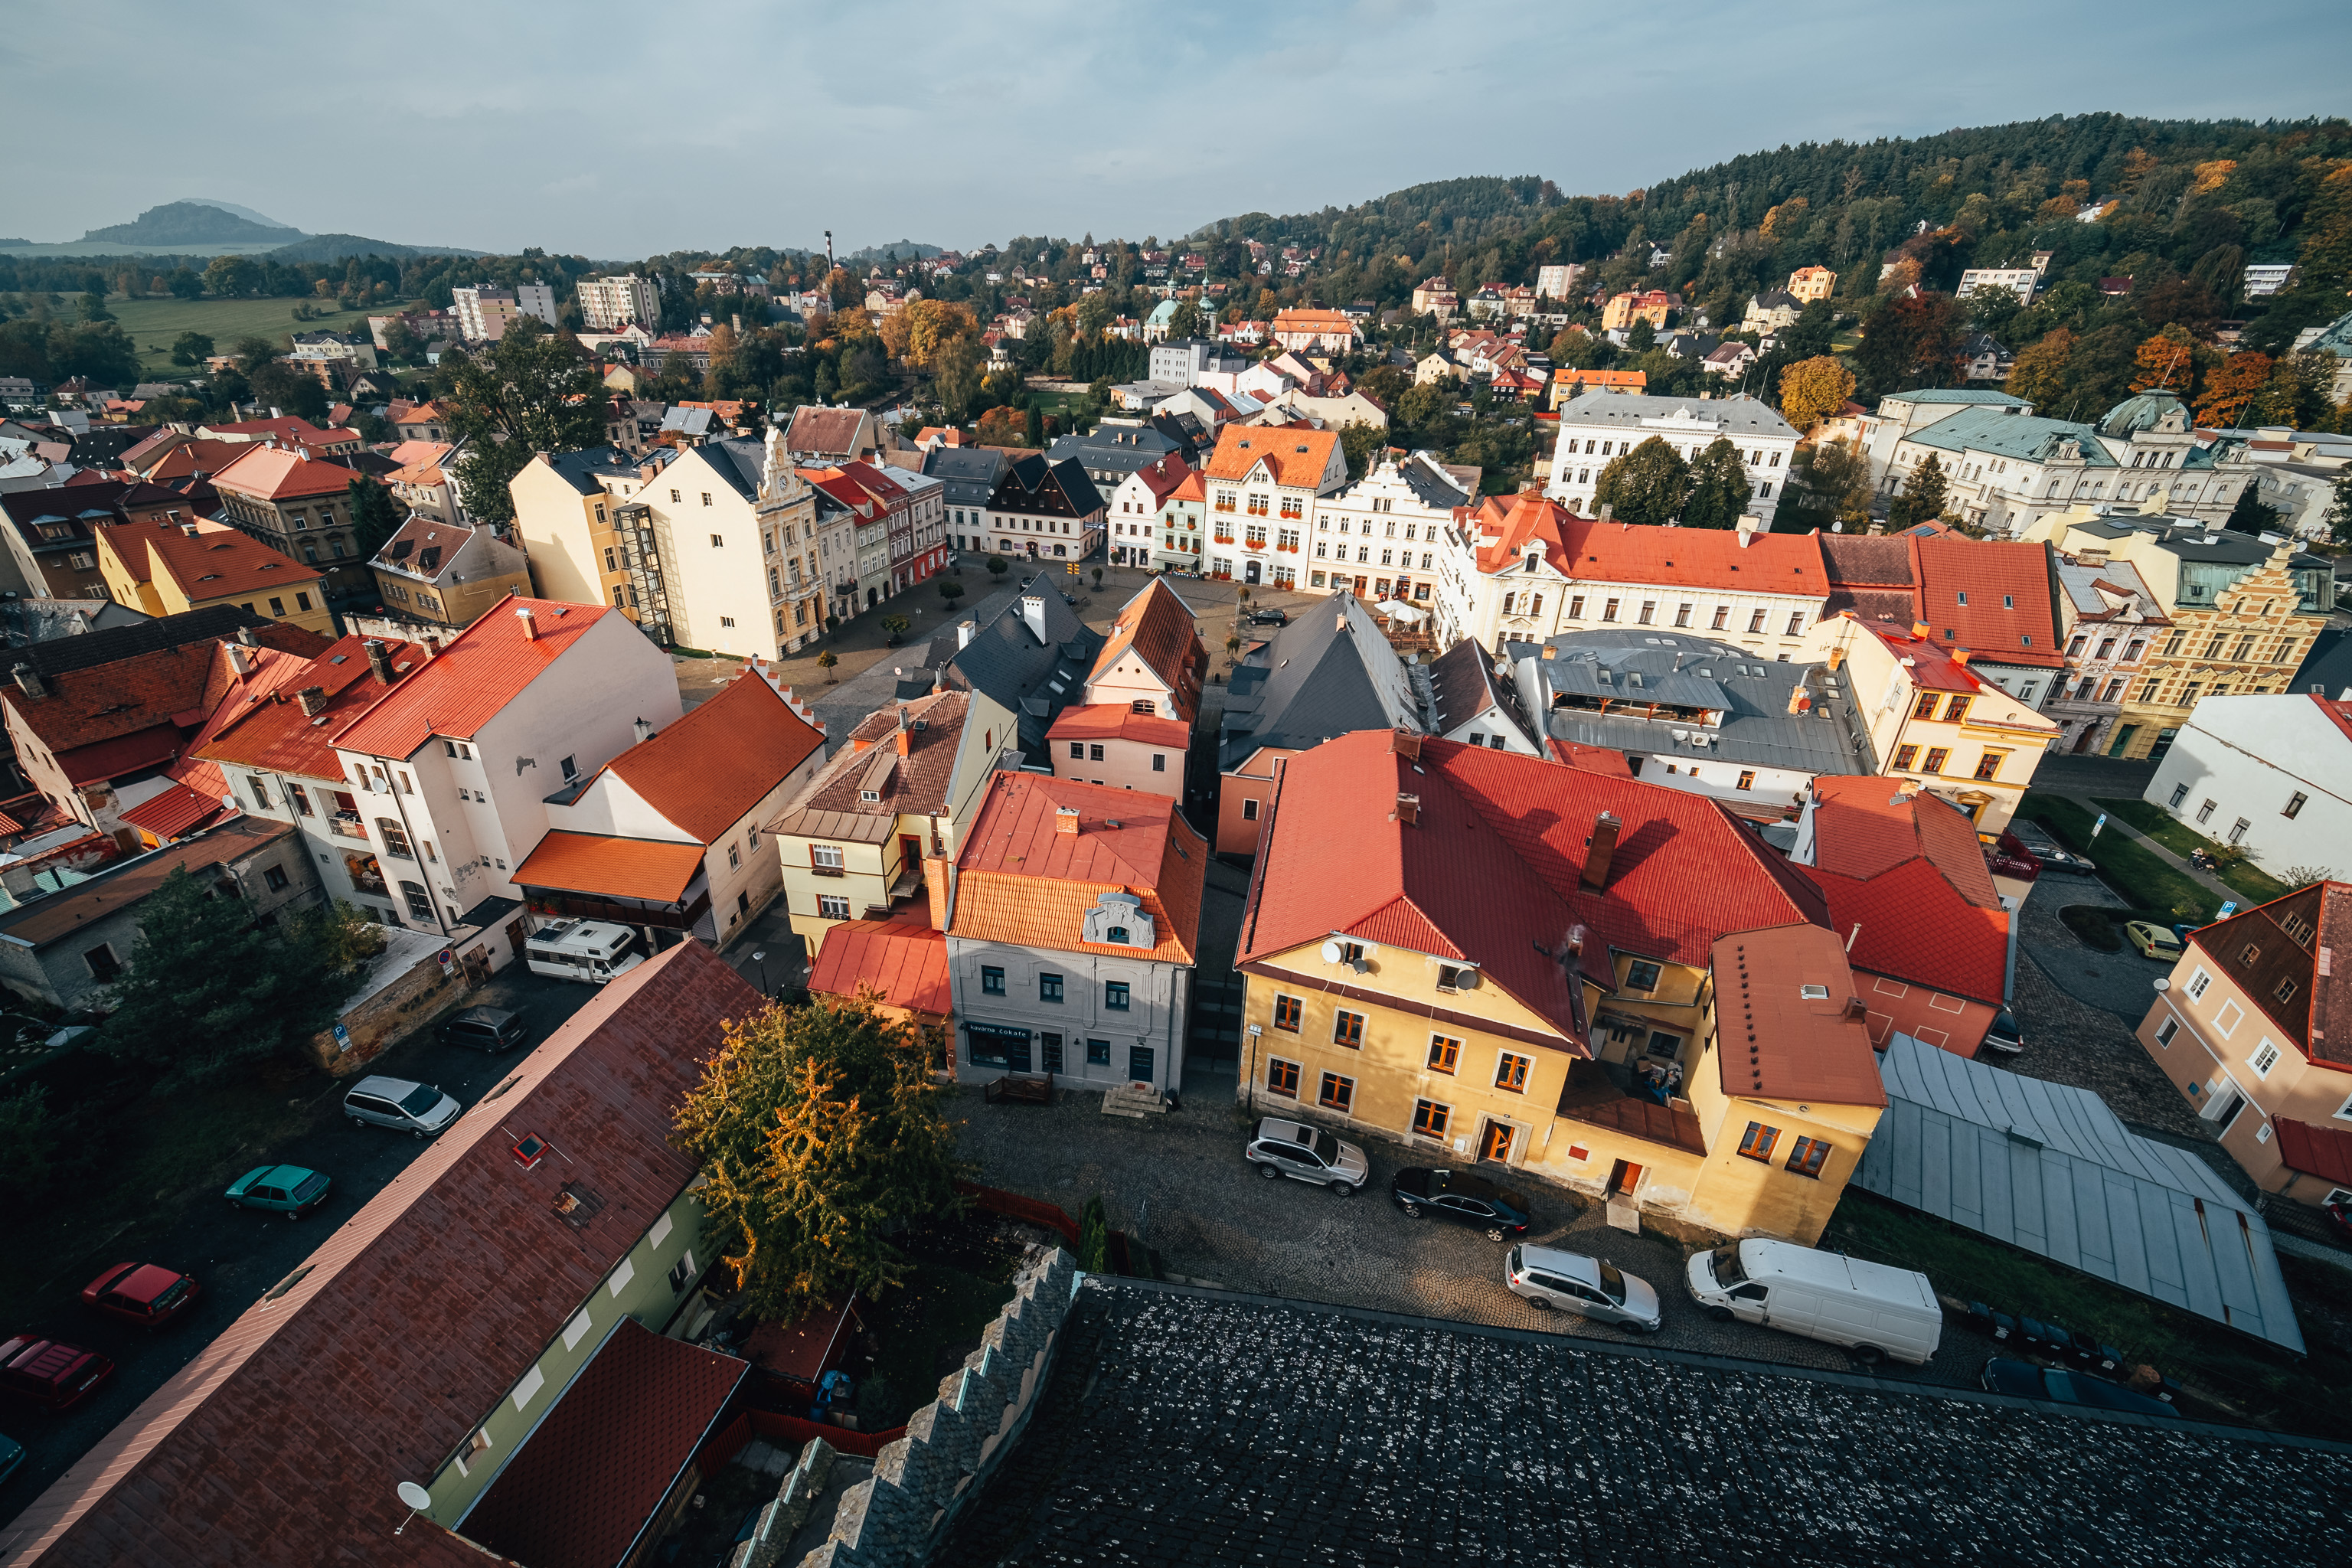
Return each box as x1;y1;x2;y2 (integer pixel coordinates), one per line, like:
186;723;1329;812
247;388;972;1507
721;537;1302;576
1684;1239;1942;1365
524;920;648;985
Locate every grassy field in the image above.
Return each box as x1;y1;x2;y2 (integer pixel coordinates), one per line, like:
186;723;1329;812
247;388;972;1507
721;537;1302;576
2021;792;2221;922
2093;798;2294;906
104;296;407;374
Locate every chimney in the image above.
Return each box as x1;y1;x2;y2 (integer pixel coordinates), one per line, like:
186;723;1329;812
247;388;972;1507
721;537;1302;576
236;624;259;647
1909;620;1929;640
1735;514;1761;547
1825;645;1844;673
1952;648;1971;665
1581;811;1622;892
632;717;656;744
514;605;538;641
11;662;46;700
956;619;976;650
364;638;394;684
296;684;328;717
1786;685;1812;715
1844;994;1867;1019
226;642;253;676
895;704;913;756
181;523;201;537
1392;730;1423;760
925;854;955;929
1055;805;1082;836
1021;596;1047;643
1395;792;1419;825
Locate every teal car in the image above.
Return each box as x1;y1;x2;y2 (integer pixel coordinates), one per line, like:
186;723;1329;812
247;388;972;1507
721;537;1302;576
225;1165;331;1217
0;1430;23;1486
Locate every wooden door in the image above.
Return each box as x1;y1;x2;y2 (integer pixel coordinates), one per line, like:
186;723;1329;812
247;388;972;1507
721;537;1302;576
1477;1119;1514;1163
1608;1159;1644;1195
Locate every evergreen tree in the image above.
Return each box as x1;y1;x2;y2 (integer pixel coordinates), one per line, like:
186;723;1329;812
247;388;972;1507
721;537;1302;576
1680;438;1753;529
347;477;402;560
1888;453;1950;528
1592;436;1690;527
440;320;606;528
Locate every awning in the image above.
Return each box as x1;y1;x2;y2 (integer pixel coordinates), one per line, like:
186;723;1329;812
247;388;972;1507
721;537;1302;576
512;831;704;904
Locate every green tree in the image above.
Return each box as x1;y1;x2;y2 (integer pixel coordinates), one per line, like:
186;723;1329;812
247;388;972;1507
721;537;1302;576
986;554;1009;578
1799;439;1875;528
100;874;377;1087
1338;420;1383;480
1167;300;1203;340
2326;472;2352;547
440;320;605;528
381;319;423;365
79;292;114;323
1625;317;1658;352
1888;453;1950;528
1592;436;1690;527
669;998;968;1323
203;255;261;298
2224;485;2282;535
937;577;965;606
933;335;985;418
170;330;214;368
0;1084;59;1204
348;478;402;559
165;268;204;300
881;612;911;642
1680;438;1754;529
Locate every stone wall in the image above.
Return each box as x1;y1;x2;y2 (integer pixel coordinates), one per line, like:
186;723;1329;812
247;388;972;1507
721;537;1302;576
732;1246;1080;1568
307;930;467;1074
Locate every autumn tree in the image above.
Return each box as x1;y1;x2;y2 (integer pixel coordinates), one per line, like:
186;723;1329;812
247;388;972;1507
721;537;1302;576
903;299;977;368
933;335;985;417
1798;439;1874;528
2004;328;2074;410
1888;453;1950;528
670;998;968;1323
2246;349;2337;429
1679;438;1753;530
1775;354;1855;433
1854;292;1960;396
2128;324;2200;397
439;319;606;528
2195;351;2272;427
1592;436;1690;527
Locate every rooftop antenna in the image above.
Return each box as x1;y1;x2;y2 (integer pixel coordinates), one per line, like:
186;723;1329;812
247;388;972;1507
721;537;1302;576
394;1481;433;1535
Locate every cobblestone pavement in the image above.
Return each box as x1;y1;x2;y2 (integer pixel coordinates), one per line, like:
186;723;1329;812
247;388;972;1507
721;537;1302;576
950;1086;1987;1392
2017;871;2179;1019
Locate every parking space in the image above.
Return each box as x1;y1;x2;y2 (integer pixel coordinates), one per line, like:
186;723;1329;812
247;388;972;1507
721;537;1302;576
0;967;603;1521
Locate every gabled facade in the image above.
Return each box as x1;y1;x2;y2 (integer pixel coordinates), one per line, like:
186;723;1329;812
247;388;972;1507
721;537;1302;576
1106;453;1191;569
984;453;1105;562
367;514;532;631
1236;730;1883;1243
1201;425;1348;589
96;519;332;635
1081;576;1205;723
609;435;798;656
206;443;383;598
1424;638;1540;754
782;404;879;466
1306;452;1470;603
2049;554;2167;756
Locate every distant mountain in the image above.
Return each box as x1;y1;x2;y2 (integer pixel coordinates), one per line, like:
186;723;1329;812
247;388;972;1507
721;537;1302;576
844;239;944;263
83;201;302;245
267;233;484;262
177;198;296;230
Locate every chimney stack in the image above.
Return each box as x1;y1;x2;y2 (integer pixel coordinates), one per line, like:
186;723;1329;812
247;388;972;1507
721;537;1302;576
1395;792;1419;825
1735;514;1761;548
236;624;259;647
296;684;329;717
632;717;656;744
956;619;976;650
226;643;253;677
1952;648;1971;665
1054;805;1081;836
1909;621;1929;640
895;704;913;756
364;638;394;684
514;605;538;642
1392;730;1422;761
1021;596;1047;644
11;662;46;700
1581;811;1622;892
1825;645;1844;672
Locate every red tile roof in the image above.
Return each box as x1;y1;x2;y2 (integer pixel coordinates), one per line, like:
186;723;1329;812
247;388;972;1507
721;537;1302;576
1710;926;1885;1106
1122;452;1193;505
0;941;762;1568
1046;703;1191;751
1909;537;2063;668
103;520;325;602
1472;492;1581;574
1086;577;1204;720
197;634;425;780
1547;740;1635;776
2312;691;2352;747
117;781;227;843
806;920;952;1015
459;1318;746;1568
2184;880;2352;1067
332;596;616;758
1802;776;1998;903
1560;517;1827;595
511;830;707;903
1;624;326;757
592;671;824;845
1799;858;2009;1005
1204;426;1338;488
207;443;359;501
783;405;871;456
951;773;1205;964
198;416;354;448
1842;615;1991;695
2275;1119;2352;1186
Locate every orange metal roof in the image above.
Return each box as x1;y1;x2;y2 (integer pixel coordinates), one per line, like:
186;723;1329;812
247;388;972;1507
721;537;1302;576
1710;925;1886;1106
332;596;615;758
1085;577;1204;721
1204;426;1338;488
511;831;705;903
806;920;952;1015
208;444;357;501
950;773;1204;964
593;671;825;845
198;634;424;780
1046;703;1191;750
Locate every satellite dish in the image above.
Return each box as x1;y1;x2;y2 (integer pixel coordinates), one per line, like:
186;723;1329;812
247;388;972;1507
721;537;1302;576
1455;969;1479;991
397;1482;433;1511
1319;939;1342;965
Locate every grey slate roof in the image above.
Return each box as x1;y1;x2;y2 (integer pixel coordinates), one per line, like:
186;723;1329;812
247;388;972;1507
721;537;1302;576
1047;424;1182;486
1856;1033;2305;1354
1893;388;2032;408
2291;626;2352;697
1220;593;1423;769
1554;390;1796;438
700;435;765;499
935;1276;2352;1568
0;597;150;648
917;572;1101;754
1506;631;1870;778
543;445;668;496
921;446;1010;508
9;603;276;678
1425;638;1528;743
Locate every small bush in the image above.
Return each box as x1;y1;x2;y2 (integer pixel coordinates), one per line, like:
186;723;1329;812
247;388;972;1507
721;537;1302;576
1078;1194;1110;1274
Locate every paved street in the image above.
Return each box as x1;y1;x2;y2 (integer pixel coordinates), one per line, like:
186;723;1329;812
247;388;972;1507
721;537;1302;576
0;968;603;1529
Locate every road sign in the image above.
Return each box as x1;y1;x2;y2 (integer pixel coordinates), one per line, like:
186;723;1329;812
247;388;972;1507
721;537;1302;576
333;1023;352;1054
2218;901;2239;918
437;949;454;972
2090;812;2107;839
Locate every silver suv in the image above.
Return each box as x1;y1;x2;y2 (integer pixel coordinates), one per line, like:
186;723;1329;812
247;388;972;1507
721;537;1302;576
344;1076;462;1139
1244;1116;1369;1194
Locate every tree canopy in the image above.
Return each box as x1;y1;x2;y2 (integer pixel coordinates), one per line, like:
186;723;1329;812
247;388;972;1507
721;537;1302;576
1592;436;1690;527
1680;438;1755;530
436;319;606;527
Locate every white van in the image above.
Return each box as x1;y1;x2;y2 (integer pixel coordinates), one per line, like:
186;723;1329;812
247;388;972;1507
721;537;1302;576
525;920;648;985
1684;1239;1942;1365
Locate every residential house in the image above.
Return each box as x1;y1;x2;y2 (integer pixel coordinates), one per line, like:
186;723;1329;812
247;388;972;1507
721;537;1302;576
1786;266;1836;302
806;916;951;1028
578;272;662;331
1148;338;1220;386
508;445;678;627
323;598;684;933
1236;730;1884;1244
2022;508;2333;760
1217;593;1422;853
514;666;826;947
367;515;532;630
1535;263;1586;299
754;437;826;651
1308;452;1471;603
1044;577;1204;793
782;405;879;466
1601;291;1675;332
1424;638;1542;755
1;480;207;598
946;772;1204;1094
1741;289;1804;333
908;579;1103;761
1702;341;1759;380
1547;368;1648;409
1795;612;2058;835
801;461;897;613
1046;704;1189;794
193;415;362;455
983;453;1105;564
3;607;328;844
1106;453;1191;568
2237;424;2352;543
2142;694;2349;874
2049;553;2167;756
1410;278;1459;320
1787;775;2012;1054
1956;268;2040;305
1256;387;1390;430
1269;309;1361;354
1545;394;1798;527
1152;469;1210;572
926;444;1011;557
96;519;332;635
1958;333;2014;383
1905;535;2066;712
384;439;469;524
1503;632;1870;818
209;443;379;597
0;942;760;1568
1201;425;1348;590
608;434;805;655
1048;422;1187;497
2133;881;2352;1209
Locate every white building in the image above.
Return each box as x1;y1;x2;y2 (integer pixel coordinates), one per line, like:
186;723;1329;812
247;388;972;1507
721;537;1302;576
612;433;810;658
1200;426;1348;590
1545;393;1799;528
2144;694;2351;880
450;286;554;343
1534;263;1584;300
579;273;662;332
1302;452;1470;601
1956;268;2040;305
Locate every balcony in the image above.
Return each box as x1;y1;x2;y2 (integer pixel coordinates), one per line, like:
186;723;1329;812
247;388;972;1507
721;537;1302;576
328;812;369;841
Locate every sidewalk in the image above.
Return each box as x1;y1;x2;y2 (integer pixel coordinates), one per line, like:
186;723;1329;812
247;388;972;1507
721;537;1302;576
2057;793;2238;904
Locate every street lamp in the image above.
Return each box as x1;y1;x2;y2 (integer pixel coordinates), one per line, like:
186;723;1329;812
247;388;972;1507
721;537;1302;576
753;950;769;996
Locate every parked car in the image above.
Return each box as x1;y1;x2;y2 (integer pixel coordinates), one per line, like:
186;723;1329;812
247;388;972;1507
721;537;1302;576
2324;1199;2352;1247
2124;921;2184;960
0;1429;22;1485
1506;1245;1661;1330
344;1075;462;1138
1981;1008;2025;1056
1246;608;1288;626
1684;1239;1942;1364
1979;1358;2175;1418
80;1263;200;1329
0;1335;114;1413
1244;1116;1368;1194
1391;1167;1530;1240
2033;844;2096;875
225;1164;332;1217
437;1005;525;1054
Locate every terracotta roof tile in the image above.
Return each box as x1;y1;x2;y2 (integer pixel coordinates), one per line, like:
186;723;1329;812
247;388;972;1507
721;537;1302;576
332;596;616;758
1085;578;1204;720
104;519;325;602
208;444;360;501
806;920;952;1014
511;830;707;903
1473;492;1580;574
116;781;227;842
593;671;824;844
1710;926;1885;1106
197;635;423;780
1802;776;1998;905
1562;517;1826;595
1909;537;2063;668
1046;704;1191;750
950;773;1204;963
775;690;968;827
1204;426;1339;488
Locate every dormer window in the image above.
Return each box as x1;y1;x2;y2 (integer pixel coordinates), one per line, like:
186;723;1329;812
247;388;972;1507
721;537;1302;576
1106;926;1130;946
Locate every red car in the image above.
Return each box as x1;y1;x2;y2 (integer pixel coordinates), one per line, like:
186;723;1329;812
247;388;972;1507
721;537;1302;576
0;1334;115;1413
81;1263;201;1328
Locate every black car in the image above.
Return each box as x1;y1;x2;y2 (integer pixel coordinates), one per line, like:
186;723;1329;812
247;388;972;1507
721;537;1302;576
1981;1008;2025;1056
437;1005;526;1053
1246;608;1288;626
1979;1357;2174;1418
1391;1167;1531;1240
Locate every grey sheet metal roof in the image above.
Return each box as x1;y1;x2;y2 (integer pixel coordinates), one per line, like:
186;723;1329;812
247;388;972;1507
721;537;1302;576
1855;1034;2305;1354
939;573;1101;753
1554;390;1797;438
922;446;1009;506
1219;593;1422;769
1903;406;2120;468
1426;639;1527;740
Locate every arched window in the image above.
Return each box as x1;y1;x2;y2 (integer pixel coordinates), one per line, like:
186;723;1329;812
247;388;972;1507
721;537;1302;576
399;881;433;923
376;820;414;860
1106;926;1130;946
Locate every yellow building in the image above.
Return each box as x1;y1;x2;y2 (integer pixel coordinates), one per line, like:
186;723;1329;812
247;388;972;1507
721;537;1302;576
2020;507;2333;760
1786;266;1837;302
96;518;334;635
1236;730;1886;1243
508;446;677;622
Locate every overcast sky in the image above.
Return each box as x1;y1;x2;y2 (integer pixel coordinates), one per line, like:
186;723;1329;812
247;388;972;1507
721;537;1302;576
9;0;2347;260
